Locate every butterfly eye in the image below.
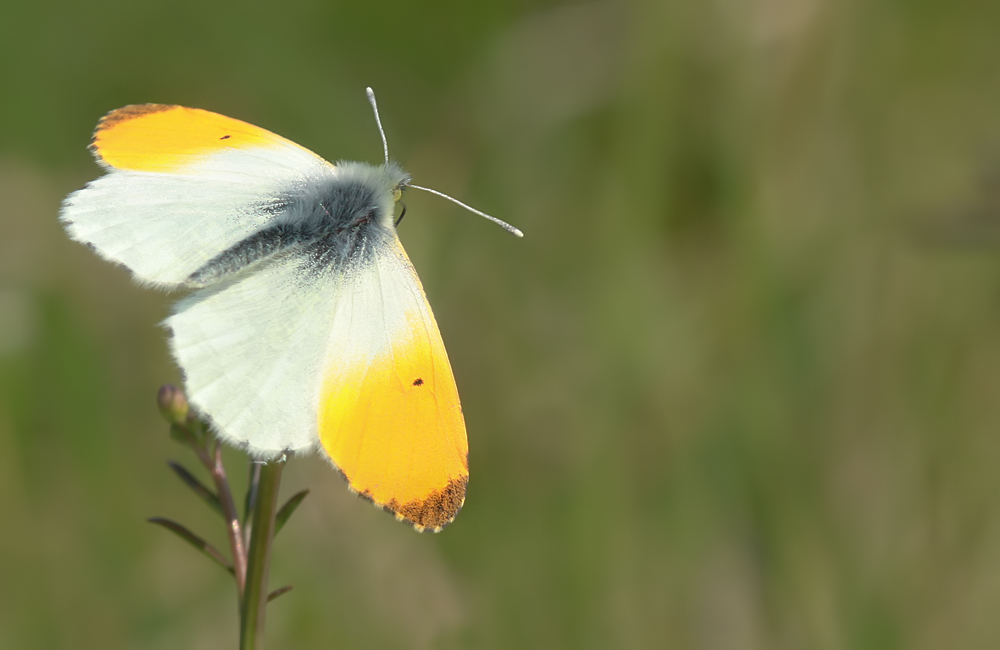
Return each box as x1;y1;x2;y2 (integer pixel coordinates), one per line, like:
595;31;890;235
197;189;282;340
392;188;402;202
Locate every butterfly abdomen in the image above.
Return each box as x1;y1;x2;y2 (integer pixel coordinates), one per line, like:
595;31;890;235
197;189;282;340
186;162;410;286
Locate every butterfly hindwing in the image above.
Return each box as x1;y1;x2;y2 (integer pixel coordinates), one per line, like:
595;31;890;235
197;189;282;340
166;249;339;455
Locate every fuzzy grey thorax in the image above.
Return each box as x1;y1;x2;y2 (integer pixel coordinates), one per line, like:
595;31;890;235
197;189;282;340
186;161;411;287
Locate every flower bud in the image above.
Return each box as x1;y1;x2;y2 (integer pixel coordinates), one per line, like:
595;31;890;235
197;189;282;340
157;384;189;425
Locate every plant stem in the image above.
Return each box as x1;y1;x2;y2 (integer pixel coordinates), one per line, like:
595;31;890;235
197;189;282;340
244;462;262;548
239;458;285;650
209;442;247;599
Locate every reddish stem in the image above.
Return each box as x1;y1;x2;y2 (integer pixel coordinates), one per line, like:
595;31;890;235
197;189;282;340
207;441;248;599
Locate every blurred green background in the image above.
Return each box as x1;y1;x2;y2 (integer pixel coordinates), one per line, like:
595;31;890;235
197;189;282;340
4;0;1000;648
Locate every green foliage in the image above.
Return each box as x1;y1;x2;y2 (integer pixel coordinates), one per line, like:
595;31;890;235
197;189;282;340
167;461;225;519
274;490;309;538
147;517;234;577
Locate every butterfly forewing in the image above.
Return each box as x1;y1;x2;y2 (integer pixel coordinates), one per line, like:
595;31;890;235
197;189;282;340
317;239;468;531
61;105;336;287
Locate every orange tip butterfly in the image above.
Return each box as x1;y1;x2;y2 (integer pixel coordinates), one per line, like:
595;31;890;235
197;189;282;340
60;88;521;532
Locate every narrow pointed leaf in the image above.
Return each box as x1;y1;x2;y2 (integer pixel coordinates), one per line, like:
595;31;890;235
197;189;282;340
168;461;224;518
147;517;234;576
188;416;209;446
267;585;293;602
274;489;309;536
168;422;189;444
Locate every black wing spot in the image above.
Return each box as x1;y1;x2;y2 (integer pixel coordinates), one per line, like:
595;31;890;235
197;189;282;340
220;134;232;140
412;378;424;386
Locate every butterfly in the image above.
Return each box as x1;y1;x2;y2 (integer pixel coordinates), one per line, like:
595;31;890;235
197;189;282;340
60;89;521;531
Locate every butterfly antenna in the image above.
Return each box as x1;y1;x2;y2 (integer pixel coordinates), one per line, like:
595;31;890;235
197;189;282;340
409;184;524;237
367;87;523;237
366;87;390;165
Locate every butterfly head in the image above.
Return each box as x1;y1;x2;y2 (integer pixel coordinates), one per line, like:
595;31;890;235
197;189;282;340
329;160;410;231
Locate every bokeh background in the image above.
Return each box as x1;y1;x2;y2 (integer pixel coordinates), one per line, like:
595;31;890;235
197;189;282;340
4;0;1000;648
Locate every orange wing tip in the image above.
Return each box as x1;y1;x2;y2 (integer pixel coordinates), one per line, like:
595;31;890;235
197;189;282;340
88;104;176;162
344;474;468;533
387;475;468;533
96;104;175;130
87;103;299;172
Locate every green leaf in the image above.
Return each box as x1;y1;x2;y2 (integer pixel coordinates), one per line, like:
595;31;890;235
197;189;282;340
267;585;293;602
147;517;234;576
274;489;309;536
168;461;224;518
168;423;190;445
189;418;209;445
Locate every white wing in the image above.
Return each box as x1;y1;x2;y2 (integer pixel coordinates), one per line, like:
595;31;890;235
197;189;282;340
61;150;334;288
165;234;425;457
59;104;335;288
